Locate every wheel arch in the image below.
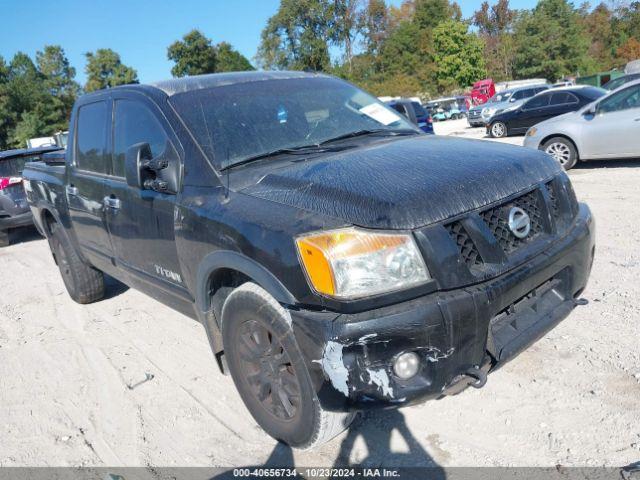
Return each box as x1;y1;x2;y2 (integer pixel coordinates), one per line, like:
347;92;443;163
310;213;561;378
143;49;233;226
195;250;298;372
540;133;581;161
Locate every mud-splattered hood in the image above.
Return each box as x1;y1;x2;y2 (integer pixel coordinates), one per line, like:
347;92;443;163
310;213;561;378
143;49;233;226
240;135;562;230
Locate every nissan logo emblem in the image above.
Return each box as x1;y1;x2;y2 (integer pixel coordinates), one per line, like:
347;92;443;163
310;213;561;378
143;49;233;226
508;207;531;239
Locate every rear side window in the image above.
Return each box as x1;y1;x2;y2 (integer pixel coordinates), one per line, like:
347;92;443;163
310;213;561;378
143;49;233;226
112;99;168;178
550;92;578;105
76;102;108;174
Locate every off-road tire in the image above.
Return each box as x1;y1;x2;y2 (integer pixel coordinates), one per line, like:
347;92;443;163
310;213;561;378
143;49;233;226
541;136;578;170
48;221;105;304
222;282;355;449
0;229;9;248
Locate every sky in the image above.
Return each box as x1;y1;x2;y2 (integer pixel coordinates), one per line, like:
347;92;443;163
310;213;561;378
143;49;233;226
0;0;537;85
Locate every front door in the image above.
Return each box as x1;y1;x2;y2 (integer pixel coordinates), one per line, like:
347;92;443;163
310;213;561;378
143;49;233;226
102;93;186;297
66;97;115;271
512;92;552;133
580;83;640;159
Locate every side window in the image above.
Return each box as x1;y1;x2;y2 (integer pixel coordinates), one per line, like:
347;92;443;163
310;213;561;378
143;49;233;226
598;85;640;114
113;99;168;178
520;89;536;99
523;93;551;110
76;101;108;174
512;90;524;100
549;92;578;106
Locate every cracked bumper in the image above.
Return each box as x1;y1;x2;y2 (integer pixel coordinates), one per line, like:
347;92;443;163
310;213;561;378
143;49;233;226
290;204;595;412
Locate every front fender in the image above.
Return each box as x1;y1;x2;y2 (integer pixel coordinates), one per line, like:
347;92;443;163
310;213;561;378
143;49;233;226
195;250;298;361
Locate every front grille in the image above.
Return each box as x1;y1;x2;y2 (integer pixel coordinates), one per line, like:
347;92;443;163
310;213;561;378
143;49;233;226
545;181;560;219
468;110;482;119
480;190;543;254
446;221;482;268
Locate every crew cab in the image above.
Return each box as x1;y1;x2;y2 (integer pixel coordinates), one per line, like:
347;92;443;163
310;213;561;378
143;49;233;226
23;71;595;449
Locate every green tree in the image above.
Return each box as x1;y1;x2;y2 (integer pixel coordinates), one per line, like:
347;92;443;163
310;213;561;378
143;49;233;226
474;0;517;81
414;0;460;30
84;49;138;92
358;0;389;55
578;2;615;71
256;0;336;71
167;29;217;77
36;45;79;132
433;20;487;91
215;42;254;72
513;0;591;81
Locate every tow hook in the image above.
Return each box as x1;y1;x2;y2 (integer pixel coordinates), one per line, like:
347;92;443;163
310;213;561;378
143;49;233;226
574;297;589;306
465;366;487;389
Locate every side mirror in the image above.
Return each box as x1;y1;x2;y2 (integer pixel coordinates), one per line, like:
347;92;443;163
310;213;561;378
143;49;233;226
125;141;181;194
125;142;150;190
509;97;516;103
584;105;597;116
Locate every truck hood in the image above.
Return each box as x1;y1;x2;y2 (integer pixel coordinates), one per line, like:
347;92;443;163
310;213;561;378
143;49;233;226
240;135;562;230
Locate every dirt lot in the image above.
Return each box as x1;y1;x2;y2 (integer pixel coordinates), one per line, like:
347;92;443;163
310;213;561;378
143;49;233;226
1;120;639;468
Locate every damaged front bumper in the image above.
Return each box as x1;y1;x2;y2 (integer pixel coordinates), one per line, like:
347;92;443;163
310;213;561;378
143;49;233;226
290;204;595;411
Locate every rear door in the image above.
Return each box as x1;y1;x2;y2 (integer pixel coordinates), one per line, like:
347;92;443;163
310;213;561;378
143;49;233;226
103;92;186;296
580;83;640;158
67;97;115;271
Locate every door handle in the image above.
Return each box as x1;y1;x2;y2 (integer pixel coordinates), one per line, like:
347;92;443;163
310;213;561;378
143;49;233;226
66;185;78;196
103;195;121;211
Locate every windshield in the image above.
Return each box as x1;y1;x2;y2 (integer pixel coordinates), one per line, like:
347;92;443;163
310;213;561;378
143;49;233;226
489;91;512;103
169;77;418;170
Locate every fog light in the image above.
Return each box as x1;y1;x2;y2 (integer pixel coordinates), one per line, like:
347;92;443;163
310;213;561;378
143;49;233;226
393;352;420;379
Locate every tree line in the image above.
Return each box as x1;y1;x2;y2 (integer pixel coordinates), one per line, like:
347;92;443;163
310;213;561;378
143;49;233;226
1;0;640;150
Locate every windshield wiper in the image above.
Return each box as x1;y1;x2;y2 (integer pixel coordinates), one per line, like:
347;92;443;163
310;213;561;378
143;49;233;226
221;129;419;171
221;144;346;171
317;128;419;145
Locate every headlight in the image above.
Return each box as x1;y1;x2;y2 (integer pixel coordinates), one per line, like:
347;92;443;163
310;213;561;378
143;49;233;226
526;127;538;137
295;228;429;299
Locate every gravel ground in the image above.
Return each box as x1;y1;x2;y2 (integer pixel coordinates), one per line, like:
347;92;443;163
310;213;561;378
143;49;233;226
0;119;638;468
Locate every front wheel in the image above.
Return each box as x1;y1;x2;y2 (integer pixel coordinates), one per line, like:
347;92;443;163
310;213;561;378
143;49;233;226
490;121;508;138
222;282;355;449
541;137;578;170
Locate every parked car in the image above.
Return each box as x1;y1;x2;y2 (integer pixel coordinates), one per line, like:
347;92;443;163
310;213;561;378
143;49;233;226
482;84;550;125
524;80;640;170
24;71;594;449
602;73;640;91
468;85;549;127
487;86;606;138
386;99;434;134
0;146;63;247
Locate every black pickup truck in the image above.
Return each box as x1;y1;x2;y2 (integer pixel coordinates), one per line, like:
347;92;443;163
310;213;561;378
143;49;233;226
23;71;595;449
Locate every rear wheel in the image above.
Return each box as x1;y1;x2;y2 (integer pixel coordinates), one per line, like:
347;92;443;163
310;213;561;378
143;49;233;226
542;137;578;170
490;121;507;138
48;221;105;304
222;282;355;449
0;229;9;248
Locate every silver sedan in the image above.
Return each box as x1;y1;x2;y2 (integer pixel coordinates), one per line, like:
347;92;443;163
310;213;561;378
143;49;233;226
523;80;640;169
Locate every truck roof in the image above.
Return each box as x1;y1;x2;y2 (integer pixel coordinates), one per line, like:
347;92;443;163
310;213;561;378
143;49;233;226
149;70;329;96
